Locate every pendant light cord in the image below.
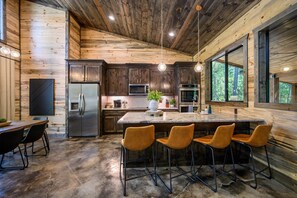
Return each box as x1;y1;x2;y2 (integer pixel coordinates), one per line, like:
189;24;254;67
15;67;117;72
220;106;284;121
161;0;163;63
197;10;200;61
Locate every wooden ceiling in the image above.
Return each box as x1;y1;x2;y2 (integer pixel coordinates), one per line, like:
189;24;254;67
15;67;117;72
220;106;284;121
29;0;260;55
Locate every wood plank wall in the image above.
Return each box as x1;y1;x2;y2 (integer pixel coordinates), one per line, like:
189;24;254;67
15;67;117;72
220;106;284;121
20;1;66;133
80;28;192;64
194;0;297;190
0;0;20;120
68;15;80;59
5;0;20;49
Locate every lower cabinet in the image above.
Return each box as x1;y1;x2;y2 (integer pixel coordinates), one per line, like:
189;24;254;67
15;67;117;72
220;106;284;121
103;110;127;134
103;109;179;134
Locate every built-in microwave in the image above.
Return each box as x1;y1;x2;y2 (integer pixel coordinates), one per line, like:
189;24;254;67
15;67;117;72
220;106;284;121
179;84;200;104
129;84;149;95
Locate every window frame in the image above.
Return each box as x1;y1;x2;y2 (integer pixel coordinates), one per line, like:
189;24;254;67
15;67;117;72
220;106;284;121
205;35;248;107
0;0;5;42
253;4;297;111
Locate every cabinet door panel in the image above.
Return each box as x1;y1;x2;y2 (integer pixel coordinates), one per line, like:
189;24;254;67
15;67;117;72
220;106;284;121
140;68;150;84
85;65;100;82
161;70;175;95
129;68;140;84
107;68;128;96
70;65;84;82
150;70;162;91
104;116;117;133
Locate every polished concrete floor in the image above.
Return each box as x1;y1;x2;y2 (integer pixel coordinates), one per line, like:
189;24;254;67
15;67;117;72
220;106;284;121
0;135;296;198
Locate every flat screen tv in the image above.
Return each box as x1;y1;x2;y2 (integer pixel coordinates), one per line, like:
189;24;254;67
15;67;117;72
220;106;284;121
29;79;55;115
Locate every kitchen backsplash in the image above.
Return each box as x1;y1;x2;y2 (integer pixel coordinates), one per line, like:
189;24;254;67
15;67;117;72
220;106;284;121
105;96;177;108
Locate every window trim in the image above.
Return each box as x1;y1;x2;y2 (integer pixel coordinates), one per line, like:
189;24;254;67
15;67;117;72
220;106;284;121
0;0;6;42
253;4;297;111
205;35;248;107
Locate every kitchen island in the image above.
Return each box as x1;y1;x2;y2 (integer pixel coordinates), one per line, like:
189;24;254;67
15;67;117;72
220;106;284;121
118;112;265;134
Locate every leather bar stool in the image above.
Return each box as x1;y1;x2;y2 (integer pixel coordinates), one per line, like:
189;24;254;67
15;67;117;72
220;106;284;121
120;125;156;196
156;124;195;193
193;123;236;192
232;124;272;188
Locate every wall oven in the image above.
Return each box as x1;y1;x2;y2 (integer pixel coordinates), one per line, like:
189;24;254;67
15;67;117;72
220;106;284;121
129;84;149;95
178;84;200;112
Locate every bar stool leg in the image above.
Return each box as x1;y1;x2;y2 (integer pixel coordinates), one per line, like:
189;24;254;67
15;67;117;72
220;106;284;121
18;146;26;170
248;145;257;189
264;145;272;179
123;148;127;196
168;148;172;193
230;145;237;181
152;143;157;186
209;146;218;192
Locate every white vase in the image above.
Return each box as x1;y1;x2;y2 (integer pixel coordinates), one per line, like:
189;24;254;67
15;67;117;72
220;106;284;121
148;100;158;111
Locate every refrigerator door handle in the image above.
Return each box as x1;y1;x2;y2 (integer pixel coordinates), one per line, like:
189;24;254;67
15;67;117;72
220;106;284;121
78;93;82;115
82;94;86;115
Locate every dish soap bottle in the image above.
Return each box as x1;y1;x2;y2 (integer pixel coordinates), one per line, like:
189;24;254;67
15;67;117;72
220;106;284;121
166;99;169;108
204;106;208;114
208;105;212;114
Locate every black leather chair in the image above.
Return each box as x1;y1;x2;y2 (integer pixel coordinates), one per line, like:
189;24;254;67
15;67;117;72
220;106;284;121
0;128;26;170
21;122;48;167
32;117;50;152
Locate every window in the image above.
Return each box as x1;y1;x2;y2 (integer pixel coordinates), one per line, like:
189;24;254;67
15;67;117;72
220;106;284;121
206;35;248;106
279;82;292;104
255;5;297;111
0;0;3;40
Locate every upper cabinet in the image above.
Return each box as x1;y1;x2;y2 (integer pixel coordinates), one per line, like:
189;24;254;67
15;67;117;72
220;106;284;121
106;65;128;96
150;66;175;95
129;67;150;84
175;62;201;85
68;60;106;83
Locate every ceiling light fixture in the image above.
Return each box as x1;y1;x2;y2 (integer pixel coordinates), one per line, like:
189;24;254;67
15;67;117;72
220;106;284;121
158;0;167;72
11;50;20;58
0;46;11;55
194;5;203;73
282;67;290;72
169;32;175;37
108;15;115;21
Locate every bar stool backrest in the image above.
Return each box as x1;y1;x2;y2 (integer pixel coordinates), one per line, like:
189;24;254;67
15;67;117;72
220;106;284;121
22;123;47;144
247;124;272;147
209;123;235;149
123;125;155;151
0;128;24;155
166;124;195;149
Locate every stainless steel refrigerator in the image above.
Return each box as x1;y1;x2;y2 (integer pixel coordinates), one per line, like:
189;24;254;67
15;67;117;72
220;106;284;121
68;84;100;136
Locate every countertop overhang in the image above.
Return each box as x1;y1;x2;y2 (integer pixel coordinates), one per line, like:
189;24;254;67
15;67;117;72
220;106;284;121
117;112;265;124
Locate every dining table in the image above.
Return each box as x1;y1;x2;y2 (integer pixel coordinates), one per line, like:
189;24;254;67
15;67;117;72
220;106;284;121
0;120;48;133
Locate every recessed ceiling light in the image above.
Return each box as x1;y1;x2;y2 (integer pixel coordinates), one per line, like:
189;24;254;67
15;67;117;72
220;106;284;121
108;15;115;21
283;67;290;72
169;32;175;37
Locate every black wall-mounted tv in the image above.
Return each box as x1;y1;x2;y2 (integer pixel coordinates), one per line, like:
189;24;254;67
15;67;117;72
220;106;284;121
29;79;55;116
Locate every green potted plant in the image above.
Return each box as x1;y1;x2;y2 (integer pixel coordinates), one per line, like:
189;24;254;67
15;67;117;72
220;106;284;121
147;90;162;111
169;98;176;107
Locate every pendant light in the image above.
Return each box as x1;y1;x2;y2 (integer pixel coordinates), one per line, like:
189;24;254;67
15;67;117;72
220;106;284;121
194;5;203;72
158;0;167;72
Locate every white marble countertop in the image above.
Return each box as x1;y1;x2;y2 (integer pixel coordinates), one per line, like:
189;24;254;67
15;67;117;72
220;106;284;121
117;112;265;124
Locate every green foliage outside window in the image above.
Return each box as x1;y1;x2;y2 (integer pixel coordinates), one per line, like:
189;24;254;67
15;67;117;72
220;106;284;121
279;82;292;104
211;61;244;102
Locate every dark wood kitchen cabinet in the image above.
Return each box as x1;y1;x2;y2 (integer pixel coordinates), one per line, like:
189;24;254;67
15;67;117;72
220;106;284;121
106;66;128;96
68;60;106;83
129;68;150;84
150;67;175;95
103;110;128;133
175;62;201;85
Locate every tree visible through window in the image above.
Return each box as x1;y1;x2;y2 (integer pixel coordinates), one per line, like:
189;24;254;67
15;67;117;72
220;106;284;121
211;46;244;102
279;82;292;104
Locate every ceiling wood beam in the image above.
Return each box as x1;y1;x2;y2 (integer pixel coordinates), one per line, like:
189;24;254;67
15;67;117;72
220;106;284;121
170;0;202;49
93;0;113;32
